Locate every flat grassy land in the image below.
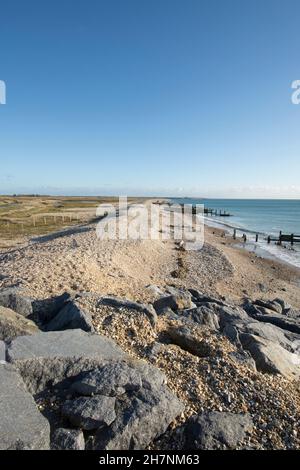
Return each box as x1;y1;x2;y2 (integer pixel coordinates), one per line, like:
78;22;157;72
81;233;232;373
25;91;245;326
0;195;139;248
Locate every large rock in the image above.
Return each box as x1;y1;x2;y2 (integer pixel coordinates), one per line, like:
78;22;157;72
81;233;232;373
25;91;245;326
51;428;85;450
0;363;50;449
72;361;142;396
251;313;300;335
7;329;121;363
240;333;300;379
62;395;116;430
214;304;250;328
165;325;212;357
6;330;125;393
0;305;39;342
94;384;184;450
182;301;249;331
5;329;183;450
254;299;283;314
45;300;94;332
0;288;34;318
98;297;157;327
153;291;194;314
179;411;253;449
188;289;228;307
32;292;73;325
233;320;300;354
181;305;220;331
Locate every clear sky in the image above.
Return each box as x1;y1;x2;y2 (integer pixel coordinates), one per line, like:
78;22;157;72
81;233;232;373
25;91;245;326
0;0;300;198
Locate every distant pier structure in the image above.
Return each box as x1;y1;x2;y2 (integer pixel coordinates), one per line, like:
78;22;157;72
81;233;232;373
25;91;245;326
199;207;232;217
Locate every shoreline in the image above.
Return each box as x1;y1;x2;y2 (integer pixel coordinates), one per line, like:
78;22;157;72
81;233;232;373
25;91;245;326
203;216;300;270
0;205;300;309
201;224;300;309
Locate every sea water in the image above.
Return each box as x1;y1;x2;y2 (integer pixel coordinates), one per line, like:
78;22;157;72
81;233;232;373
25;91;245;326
171;198;300;268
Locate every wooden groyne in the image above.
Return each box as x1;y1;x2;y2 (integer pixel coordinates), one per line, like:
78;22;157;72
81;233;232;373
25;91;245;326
267;231;300;246
232;229;300;246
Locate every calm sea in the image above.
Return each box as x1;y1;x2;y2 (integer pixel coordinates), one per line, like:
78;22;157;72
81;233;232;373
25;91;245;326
171;198;300;268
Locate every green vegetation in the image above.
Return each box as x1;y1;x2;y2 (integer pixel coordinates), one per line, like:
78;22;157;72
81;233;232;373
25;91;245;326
0;195;127;247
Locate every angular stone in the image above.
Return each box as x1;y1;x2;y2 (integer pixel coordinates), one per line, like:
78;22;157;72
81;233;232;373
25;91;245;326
233;320;300;354
98;297;157;327
51;428;85;450
181;305;220;331
240;333;300;379
94;385;184;450
0;305;39;342
214;304;250;328
7;329;122;364
0;363;50;449
253;314;300;335
153;292;193;314
188;289;227;307
45;300;94;332
6;330;126;394
165;326;212;357
273;298;291;313
179;411;253;449
32;292;73;325
62;395;116;430
72;361;142;396
254;299;283;314
0;288;33;318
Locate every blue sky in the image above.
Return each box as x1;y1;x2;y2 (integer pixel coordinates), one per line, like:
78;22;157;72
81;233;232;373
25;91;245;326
0;0;300;198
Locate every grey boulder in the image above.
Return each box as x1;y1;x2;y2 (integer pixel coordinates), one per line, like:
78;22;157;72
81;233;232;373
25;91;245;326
7;329;123;364
51;428;85;450
165;325;212;357
72;361;142;396
240;333;300;379
0;305;39;342
0;363;50;449
179;411;253;449
0;288;33;318
181;305;220;331
32;292;73;325
98;296;157;327
153;290;194;314
94;384;184;450
45;300;94;332
62;396;116;430
6;330;125;394
233;320;300;355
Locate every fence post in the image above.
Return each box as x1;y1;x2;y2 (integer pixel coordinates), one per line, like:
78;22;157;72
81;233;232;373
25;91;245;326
256;234;258;242
233;229;236;240
291;234;294;246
